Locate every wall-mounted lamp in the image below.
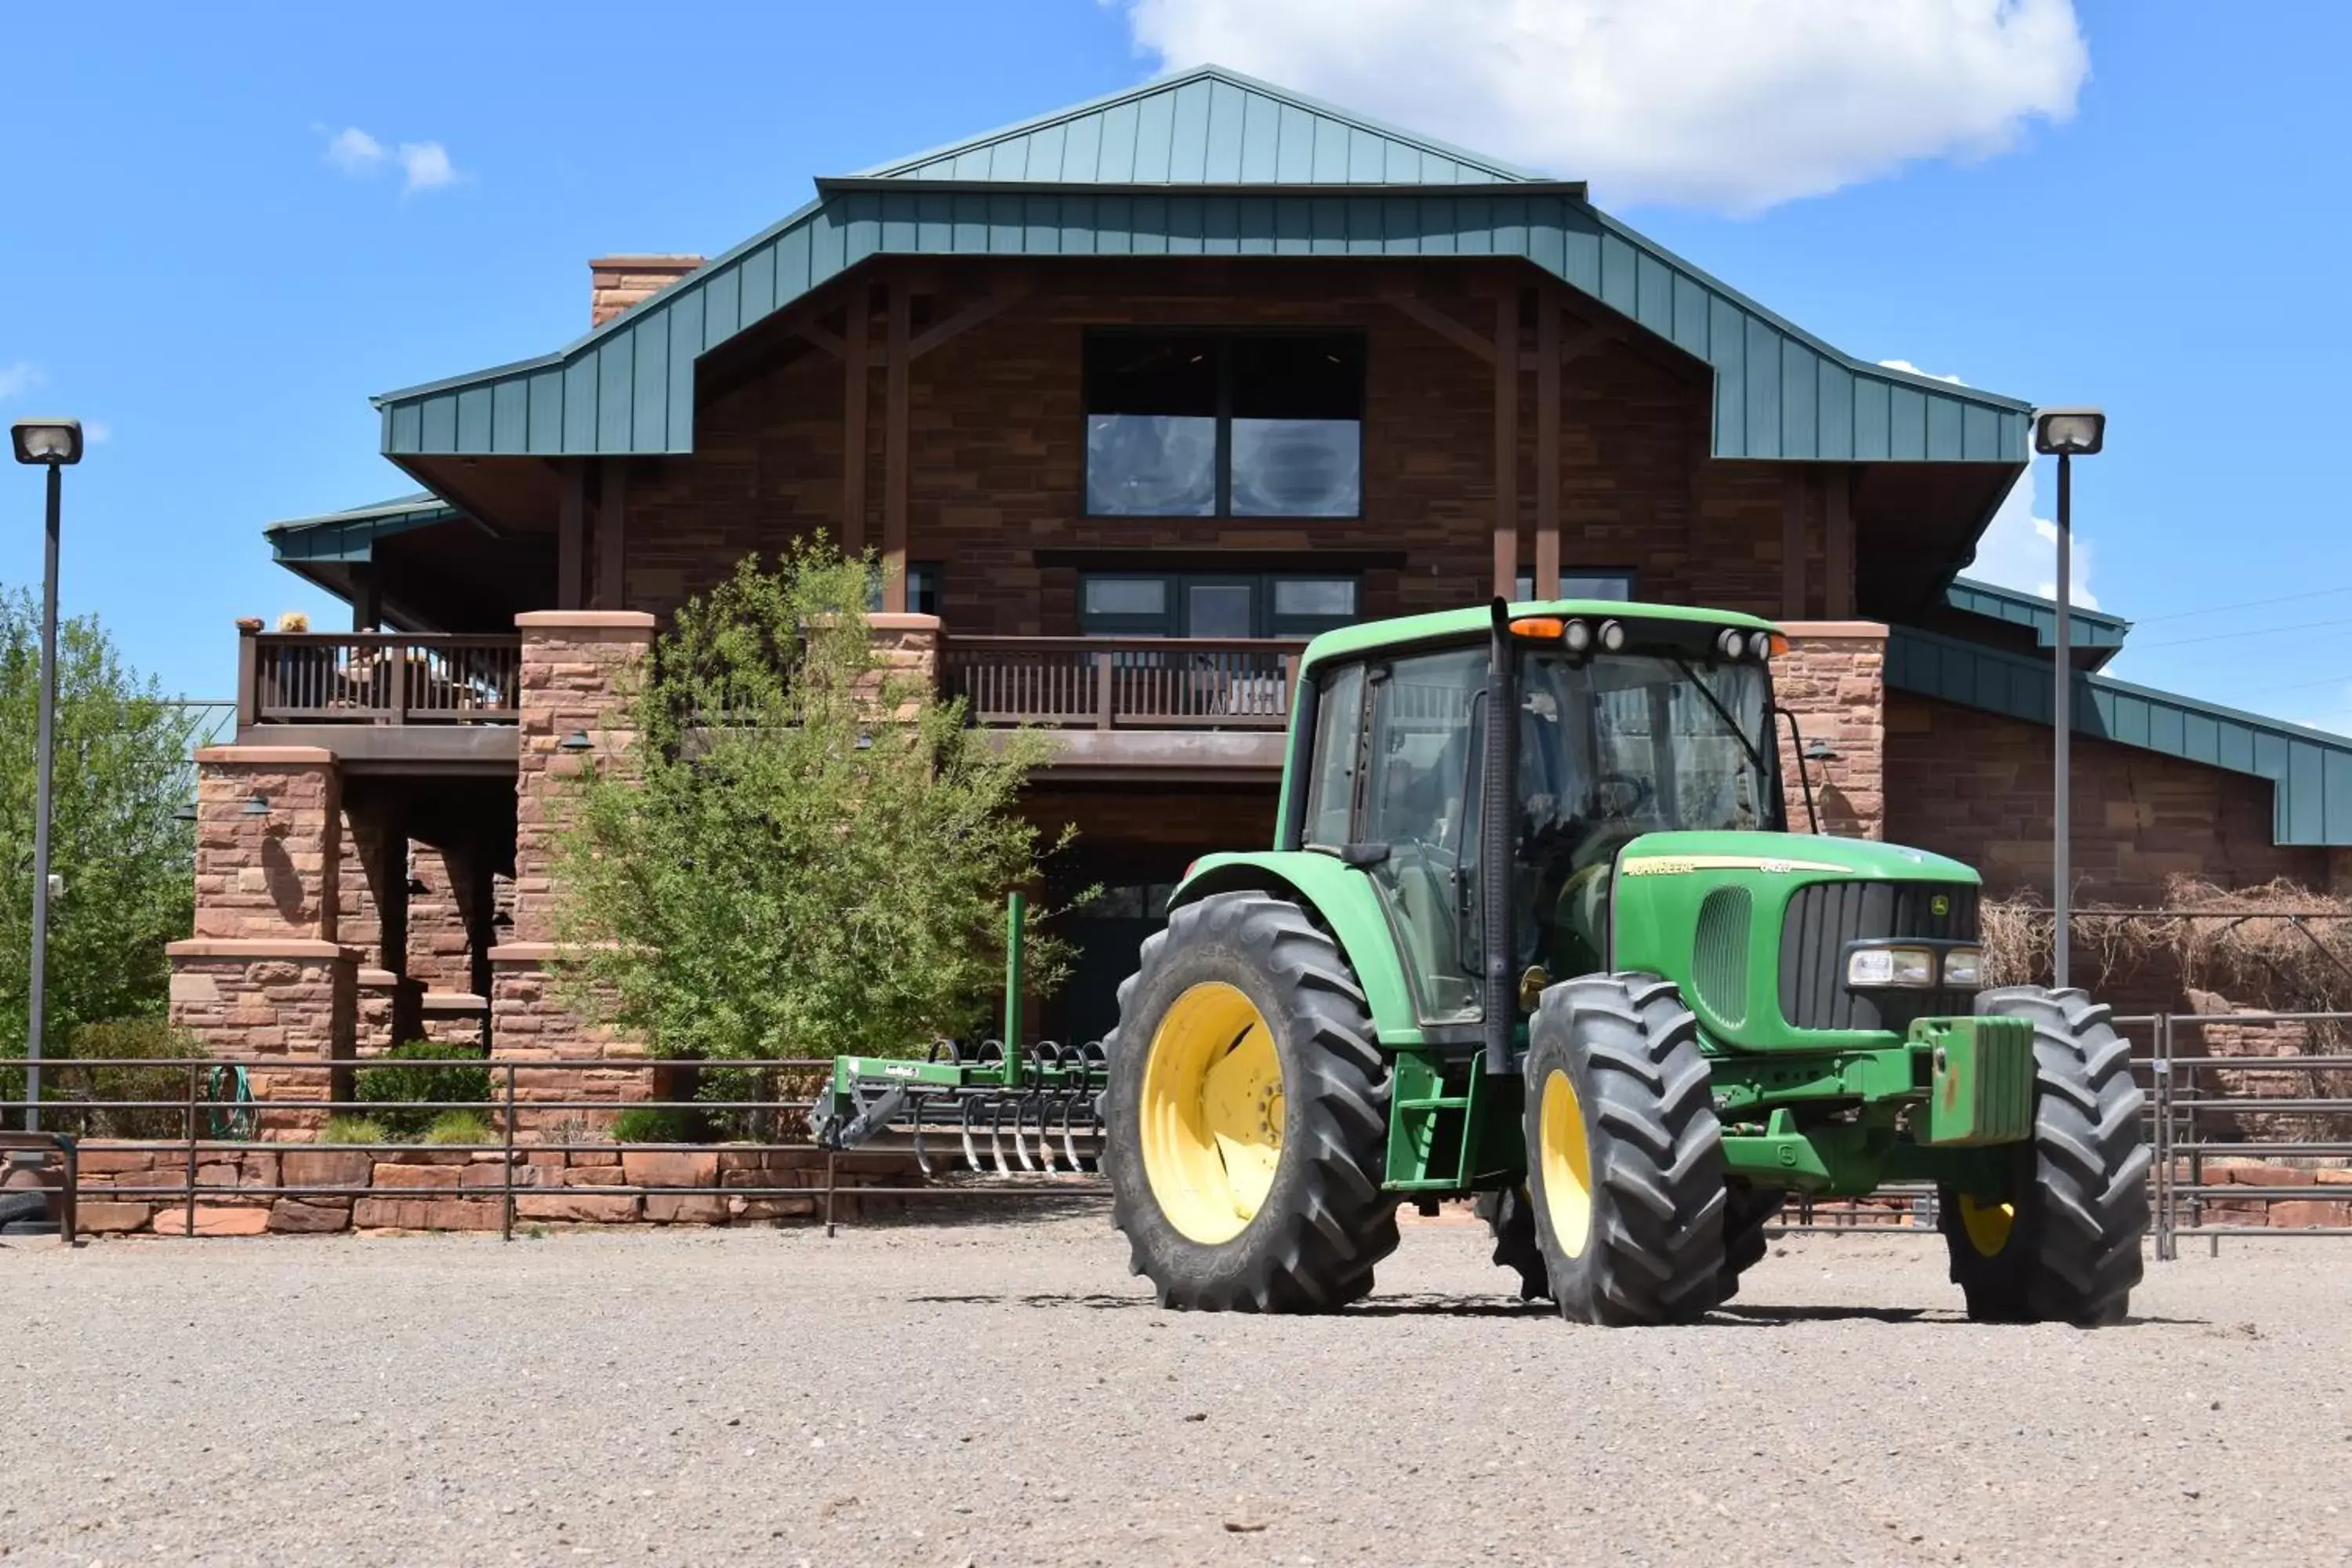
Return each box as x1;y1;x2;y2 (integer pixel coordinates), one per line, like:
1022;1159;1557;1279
173;801;198;822
1802;739;1840;764
241;792;271;818
559;731;593;753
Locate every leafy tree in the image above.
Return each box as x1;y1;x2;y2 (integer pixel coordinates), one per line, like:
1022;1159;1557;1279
0;589;199;1071
550;544;1071;1064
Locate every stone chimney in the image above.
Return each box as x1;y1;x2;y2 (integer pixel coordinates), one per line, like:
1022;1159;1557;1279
589;255;704;327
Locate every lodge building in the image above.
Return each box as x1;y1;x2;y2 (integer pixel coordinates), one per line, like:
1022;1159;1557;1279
174;67;2352;1084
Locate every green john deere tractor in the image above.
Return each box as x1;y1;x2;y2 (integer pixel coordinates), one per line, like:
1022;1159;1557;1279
815;597;2149;1325
1102;597;2147;1327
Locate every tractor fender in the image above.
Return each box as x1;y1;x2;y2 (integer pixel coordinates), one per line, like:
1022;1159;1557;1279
1168;851;1421;1044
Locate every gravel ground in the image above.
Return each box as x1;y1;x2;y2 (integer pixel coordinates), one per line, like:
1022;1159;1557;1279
4;1210;2350;1566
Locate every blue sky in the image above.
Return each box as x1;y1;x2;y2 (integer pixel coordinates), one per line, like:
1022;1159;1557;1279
3;2;2348;730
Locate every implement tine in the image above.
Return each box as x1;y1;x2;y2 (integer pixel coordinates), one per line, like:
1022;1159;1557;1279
909;1094;935;1178
1060;1093;1083;1173
986;1099;1009;1176
959;1095;982;1174
1013;1098;1036;1173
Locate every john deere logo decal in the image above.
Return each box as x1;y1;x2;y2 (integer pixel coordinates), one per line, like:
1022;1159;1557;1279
1932;895;1950;916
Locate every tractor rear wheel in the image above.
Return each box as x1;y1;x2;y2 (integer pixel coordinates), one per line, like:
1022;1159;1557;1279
1939;986;2150;1327
1523;972;1727;1325
1475;1185;1550;1301
1104;891;1399;1312
1713;1181;1786;1306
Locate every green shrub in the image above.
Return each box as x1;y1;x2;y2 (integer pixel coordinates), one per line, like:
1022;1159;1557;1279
320;1113;391;1145
611;1105;699;1143
423;1109;497;1146
27;1018;203;1139
356;1040;492;1141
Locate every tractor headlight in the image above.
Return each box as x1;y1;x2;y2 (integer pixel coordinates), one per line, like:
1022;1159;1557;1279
1941;946;1984;989
1717;627;1745;660
1846;946;1937;989
1563;618;1593;653
1599;619;1627;652
1748;630;1772;661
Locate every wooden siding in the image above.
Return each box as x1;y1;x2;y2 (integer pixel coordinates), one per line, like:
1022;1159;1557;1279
376;188;2031;467
1886;627;2352;848
855;67;1530;187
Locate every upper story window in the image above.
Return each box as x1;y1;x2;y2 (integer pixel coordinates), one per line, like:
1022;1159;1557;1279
1515;568;1635;603
868;563;942;616
1085;332;1365;519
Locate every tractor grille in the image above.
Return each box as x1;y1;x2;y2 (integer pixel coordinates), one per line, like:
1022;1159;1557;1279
1778;880;1980;1033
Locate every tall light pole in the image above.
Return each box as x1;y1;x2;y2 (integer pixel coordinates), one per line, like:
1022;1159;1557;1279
10;417;83;1132
2032;406;2105;992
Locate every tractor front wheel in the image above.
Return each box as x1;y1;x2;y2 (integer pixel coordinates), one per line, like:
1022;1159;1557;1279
1939;986;2150;1327
1523;972;1727;1325
1105;891;1398;1312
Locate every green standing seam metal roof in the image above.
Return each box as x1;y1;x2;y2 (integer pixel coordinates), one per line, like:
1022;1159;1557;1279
1943;576;2132;667
265;492;463;564
371;66;2032;468
1887;626;2352;848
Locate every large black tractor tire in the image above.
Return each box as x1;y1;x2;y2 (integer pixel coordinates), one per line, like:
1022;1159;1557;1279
1938;986;2150;1327
1712;1181;1787;1306
1522;972;1727;1325
1104;891;1399;1312
1474;1185;1550;1301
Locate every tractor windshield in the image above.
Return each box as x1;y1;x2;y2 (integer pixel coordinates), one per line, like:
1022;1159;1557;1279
1509;648;1779;977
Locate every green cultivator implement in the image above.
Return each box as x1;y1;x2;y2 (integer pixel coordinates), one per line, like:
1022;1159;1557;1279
819;597;2150;1324
810;895;1110;1175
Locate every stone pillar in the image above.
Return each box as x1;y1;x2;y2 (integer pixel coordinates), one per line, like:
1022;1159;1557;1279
167;746;359;1138
492;612;657;1127
869;612;941;684
1773;622;1887;840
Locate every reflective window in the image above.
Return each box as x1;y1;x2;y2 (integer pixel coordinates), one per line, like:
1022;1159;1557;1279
1083;578;1169;619
1272;578;1358;619
1515;568;1635;602
1302;663;1366;849
1084;332;1364;517
1363;648;1487;1021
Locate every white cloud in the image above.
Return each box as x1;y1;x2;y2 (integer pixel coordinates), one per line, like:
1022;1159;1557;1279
0;361;43;401
321;125;464;194
1877;358;1967;386
1966;459;2099;610
1124;0;2089;212
395;141;459;194
324;126;387;176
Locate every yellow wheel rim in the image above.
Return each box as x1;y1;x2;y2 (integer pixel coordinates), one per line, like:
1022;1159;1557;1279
1958;1195;2016;1258
1139;982;1286;1245
1537;1069;1595;1260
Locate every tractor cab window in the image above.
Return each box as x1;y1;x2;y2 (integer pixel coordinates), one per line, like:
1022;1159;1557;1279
1515;650;1777;977
1360;648;1486;1022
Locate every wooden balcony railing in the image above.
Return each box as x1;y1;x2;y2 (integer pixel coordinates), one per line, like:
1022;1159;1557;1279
942;637;1305;730
240;633;522;725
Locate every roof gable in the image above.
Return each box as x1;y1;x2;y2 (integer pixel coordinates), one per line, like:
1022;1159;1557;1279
372;71;2032;468
854;66;1539;187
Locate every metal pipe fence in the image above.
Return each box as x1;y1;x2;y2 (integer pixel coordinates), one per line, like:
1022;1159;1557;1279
1;1054;1109;1243
7;1011;2348;1255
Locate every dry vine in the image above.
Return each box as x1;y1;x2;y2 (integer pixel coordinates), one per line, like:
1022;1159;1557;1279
1982;876;2352;1143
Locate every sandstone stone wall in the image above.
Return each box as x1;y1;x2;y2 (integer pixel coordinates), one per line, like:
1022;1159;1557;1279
1773;622;1886;840
165;947;356;1136
70;1143;906;1236
188;747;341;942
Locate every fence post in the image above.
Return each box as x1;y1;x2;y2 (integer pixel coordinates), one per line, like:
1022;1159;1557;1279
183;1062;199;1236
1094;650;1116;730
502;1062;517;1243
2152;1012;2173;1263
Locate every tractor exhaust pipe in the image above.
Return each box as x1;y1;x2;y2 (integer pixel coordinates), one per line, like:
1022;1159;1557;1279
1482;598;1516;1077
